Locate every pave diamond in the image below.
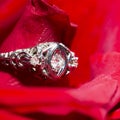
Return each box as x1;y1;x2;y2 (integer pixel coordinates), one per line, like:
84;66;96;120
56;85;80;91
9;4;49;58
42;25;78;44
68;52;78;68
30;56;39;66
51;50;65;74
69;57;78;67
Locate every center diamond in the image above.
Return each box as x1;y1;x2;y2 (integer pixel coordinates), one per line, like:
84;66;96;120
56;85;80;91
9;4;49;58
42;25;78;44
51;50;65;74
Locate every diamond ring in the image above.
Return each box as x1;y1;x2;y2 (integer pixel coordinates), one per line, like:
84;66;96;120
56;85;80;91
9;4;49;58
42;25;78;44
0;42;78;80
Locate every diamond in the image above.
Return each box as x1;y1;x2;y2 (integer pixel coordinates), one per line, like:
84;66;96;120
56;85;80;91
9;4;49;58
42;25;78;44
51;50;65;74
68;52;78;68
69;57;78;67
30;56;39;66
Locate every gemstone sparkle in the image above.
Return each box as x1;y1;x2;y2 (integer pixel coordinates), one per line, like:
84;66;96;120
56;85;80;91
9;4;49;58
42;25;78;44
51;51;65;74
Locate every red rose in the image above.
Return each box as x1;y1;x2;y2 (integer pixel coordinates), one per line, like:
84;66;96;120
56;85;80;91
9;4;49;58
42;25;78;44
0;0;120;120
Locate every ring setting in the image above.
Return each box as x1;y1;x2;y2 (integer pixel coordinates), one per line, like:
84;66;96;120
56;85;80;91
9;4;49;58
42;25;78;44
0;42;78;80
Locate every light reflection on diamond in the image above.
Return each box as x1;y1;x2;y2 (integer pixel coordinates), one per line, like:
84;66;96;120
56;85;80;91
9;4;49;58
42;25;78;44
30;56;39;66
51;50;65;74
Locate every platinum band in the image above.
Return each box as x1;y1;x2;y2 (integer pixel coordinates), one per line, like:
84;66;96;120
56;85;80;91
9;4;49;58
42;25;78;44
0;42;78;80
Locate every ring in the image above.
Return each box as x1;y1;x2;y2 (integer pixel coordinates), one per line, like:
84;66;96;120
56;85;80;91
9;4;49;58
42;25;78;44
0;42;78;80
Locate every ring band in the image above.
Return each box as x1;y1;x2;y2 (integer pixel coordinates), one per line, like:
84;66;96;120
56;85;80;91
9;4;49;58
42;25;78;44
0;42;78;80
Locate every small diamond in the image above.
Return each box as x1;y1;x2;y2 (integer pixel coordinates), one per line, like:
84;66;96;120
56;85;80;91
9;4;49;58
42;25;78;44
69;57;78;67
51;50;65;74
68;52;78;68
30;56;39;66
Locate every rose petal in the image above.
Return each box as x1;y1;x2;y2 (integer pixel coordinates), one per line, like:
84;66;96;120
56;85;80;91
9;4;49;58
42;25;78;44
91;52;120;80
0;0;76;52
108;108;120;120
0;0;27;42
0;110;31;120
